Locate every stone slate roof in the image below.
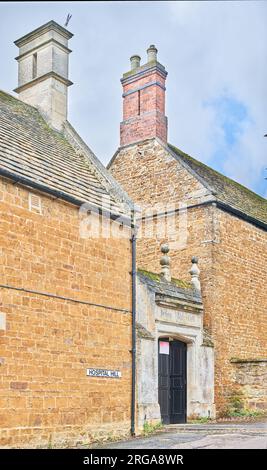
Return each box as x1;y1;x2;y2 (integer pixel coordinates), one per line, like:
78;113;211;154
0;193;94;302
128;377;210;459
138;269;202;305
0;90;129;218
169;144;267;228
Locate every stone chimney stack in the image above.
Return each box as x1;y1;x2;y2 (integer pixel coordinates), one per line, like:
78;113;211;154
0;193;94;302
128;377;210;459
120;45;168;147
14;20;73;131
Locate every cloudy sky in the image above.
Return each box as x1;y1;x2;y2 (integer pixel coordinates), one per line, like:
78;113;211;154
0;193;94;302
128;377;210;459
0;1;266;197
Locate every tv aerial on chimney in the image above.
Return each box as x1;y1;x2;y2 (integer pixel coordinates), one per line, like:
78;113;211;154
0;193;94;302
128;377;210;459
64;13;72;28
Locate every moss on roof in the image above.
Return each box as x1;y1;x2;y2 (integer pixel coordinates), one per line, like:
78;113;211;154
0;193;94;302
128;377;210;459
0;90;125;215
169;144;267;228
138;268;191;289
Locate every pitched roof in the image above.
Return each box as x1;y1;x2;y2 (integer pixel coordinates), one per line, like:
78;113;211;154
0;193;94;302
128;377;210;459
137;269;202;305
0;90;131;219
169;144;267;228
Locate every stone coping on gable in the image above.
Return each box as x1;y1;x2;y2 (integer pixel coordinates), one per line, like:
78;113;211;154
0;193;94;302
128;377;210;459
137;269;202;305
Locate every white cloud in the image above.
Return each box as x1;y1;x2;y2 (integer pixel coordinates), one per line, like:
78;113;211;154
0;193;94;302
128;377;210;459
1;1;266;195
166;1;267;194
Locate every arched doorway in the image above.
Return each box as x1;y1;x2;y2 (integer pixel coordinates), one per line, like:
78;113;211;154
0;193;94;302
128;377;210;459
158;338;187;424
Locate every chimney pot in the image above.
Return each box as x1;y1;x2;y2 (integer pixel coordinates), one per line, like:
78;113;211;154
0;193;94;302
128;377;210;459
120;43;167;147
147;44;158;62
130;55;141;70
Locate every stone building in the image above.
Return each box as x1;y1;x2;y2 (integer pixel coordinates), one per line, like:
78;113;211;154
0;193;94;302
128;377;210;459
136;249;214;428
0;21;135;448
109;46;267;418
0;20;266;448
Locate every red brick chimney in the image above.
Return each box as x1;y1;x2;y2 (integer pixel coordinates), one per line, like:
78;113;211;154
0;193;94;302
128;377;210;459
120;45;168;147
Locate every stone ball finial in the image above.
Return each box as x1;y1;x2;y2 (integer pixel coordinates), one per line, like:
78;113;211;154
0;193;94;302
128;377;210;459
147;44;158;62
190;256;201;292
130;55;141;70
161;243;169;255
160;243;171;282
160;255;170;267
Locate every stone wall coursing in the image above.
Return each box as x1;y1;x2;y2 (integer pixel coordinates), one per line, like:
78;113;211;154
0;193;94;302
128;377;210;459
230;361;267;410
110;139;218;333
0;178;132;447
137;209;267;412
134;206;217;335
0;179;131;306
210;210;267;411
110;139;213;209
109;138;267;413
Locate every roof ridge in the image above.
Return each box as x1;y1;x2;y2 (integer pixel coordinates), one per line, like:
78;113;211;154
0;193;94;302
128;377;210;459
167;142;216;196
0;89;132;220
168;143;267;229
0;89;39;113
168;143;267;204
63;121;134;214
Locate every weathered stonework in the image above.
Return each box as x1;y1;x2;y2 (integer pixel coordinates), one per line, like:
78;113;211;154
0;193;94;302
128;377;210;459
109;137;267;413
230;359;267;410
136;270;215;430
14;21;73;131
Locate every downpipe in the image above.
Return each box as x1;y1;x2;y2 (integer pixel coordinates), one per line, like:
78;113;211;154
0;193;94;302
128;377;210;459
130;228;137;436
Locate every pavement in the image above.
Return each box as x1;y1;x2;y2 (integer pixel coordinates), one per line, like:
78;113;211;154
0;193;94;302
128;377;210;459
92;420;267;449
